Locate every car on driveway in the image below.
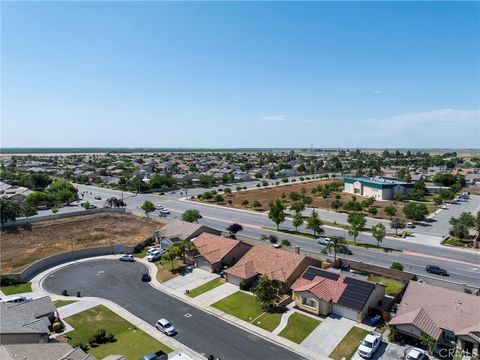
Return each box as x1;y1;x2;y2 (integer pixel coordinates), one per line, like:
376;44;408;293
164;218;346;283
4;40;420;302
147;249;165;262
155;318;176;336
357;331;382;358
404;347;426;360
119;254;134;262
425;264;448;276
317;236;331;245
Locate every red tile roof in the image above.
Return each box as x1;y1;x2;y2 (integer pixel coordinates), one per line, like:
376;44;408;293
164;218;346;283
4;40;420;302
193;233;240;264
291;275;347;303
224;246;306;282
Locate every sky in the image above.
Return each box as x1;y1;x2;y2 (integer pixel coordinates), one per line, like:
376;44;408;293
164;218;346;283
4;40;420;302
1;1;479;149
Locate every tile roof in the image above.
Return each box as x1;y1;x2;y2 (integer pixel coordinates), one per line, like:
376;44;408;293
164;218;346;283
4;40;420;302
224;246;306;282
390;281;480;340
193;233;245;264
0;343;95;360
155;220;203;240
292;266;376;311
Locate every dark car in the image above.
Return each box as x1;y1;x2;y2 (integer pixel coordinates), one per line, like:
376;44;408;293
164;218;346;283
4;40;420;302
94;196;102;200
425;265;448;276
141;273;152;282
338;245;353;255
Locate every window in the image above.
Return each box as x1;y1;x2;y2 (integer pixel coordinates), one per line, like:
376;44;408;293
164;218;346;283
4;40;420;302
443;330;456;342
302;297;317;307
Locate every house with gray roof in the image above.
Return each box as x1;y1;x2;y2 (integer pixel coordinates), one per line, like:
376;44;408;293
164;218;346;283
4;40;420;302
153;220;221;249
0;343;95;360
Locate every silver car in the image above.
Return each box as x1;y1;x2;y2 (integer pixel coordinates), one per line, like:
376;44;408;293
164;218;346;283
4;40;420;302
155;318;176;336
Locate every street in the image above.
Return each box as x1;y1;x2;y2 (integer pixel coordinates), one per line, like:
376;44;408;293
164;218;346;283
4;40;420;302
42;260;305;360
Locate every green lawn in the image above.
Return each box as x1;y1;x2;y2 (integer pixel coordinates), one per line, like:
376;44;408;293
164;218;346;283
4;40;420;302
65;305;172;360
367;276;404;295
212;291;286;332
279;313;321;344
156;258;186;283
0;282;32;295
53;300;78;308
329;327;369;360
133;248;149;258
186;278;224;298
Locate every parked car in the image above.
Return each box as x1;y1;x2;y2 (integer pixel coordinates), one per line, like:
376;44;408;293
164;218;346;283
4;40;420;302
168;191;176;194
357;331;382;358
155;205;164;210
272;243;282;249
3;295;33;304
87;204;97;209
317;236;332;245
158;192;165;195
141;273;151;282
404;347;426;360
119;254;134;262
159;209;170;215
94;196;102;200
425;264;448;276
147;250;162;262
140;350;168;360
406;222;415;228
155;318;176;336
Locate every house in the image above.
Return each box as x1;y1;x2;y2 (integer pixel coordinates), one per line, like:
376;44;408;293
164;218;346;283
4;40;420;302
192;233;251;272
0;343;95;360
389;281;480;357
224;246;318;292
344;177;414;200
0;296;57;344
153;220;221;249
291;266;385;322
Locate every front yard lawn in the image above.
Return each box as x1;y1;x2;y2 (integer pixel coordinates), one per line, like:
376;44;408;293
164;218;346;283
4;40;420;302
367;276;404;295
65;305;172;360
329;327;369;360
187;277;224;298
212;291;286;332
53;299;77;308
0;282;32;295
156;258;186;283
279;313;321;344
133;248;149;258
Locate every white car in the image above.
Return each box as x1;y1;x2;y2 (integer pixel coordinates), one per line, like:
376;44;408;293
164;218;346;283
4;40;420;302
317;236;332;245
159;209;170;215
119;254;135;262
406;222;415;228
3;295;33;304
404;347;426;360
357;331;382;358
155;205;164;210
155;318;176;336
147;249;166;262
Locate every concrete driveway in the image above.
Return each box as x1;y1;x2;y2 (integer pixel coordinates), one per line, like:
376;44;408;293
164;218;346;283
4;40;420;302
163;268;219;293
351;342;406;360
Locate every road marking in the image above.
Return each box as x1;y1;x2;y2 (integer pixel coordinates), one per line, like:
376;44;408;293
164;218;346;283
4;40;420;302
96;270;104;276
184;313;192;318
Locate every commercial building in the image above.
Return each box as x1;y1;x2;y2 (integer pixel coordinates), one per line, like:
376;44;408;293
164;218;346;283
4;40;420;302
344;177;414;200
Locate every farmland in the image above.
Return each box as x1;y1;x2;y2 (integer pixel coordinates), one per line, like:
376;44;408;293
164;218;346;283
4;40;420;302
1;212;164;274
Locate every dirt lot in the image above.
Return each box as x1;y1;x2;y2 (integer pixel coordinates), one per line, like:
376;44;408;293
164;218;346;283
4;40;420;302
1;212;164;274
194;180;408;220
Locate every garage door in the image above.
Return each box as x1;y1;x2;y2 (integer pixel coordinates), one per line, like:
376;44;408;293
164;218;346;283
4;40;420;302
332;304;360;321
195;258;212;272
226;274;243;286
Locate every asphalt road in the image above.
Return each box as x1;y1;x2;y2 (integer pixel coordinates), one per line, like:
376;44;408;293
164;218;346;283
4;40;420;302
42;260;305;360
31;183;479;287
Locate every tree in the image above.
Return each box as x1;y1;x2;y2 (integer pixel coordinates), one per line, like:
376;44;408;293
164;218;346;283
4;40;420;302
367;206;378;217
241;199;249;207
163;245;182;269
51;205;59;214
251;200;261;209
403;202;429;222
82;201;90;210
390;262;404;271
390;218;406;235
292;211;304;232
268;198;286;230
252;275;280;310
25;191;48;207
384;205;397;218
449;212;475;240
214;194;224;203
226;223;243;237
289;202;305;213
420;332;437;355
306;209;323;236
140;201;155;216
22;205;38;219
476;211;480;234
432;195;443;205
326;236;348;262
371;223;386;247
0;198;22;225
182;209;202;223
347;213;366;243
411;180;428;199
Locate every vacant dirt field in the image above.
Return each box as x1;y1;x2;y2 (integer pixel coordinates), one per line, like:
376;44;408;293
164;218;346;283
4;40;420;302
194;180;408;220
1;212;164;274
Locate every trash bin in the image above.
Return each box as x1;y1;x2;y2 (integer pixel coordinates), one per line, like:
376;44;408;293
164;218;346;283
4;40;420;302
62;290;68;296
76;291;81;297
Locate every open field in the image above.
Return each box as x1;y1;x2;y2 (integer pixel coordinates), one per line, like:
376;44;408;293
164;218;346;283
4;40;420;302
64;305;172;359
194;180;408;220
1;212;164;274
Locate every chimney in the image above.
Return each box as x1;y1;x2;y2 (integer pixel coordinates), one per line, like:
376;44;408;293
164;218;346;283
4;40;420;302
294;246;300;254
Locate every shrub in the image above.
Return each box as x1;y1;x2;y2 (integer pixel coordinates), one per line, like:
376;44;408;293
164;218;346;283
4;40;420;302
281;239;291;246
241;200;249;206
239;280;247;290
390;262;404;271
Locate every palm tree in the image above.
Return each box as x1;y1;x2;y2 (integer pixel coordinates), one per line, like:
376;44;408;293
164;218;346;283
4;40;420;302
420;332;436;355
326;236;348;262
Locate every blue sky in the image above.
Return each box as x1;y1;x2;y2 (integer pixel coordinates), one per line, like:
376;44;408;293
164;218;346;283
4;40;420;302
2;1;479;148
